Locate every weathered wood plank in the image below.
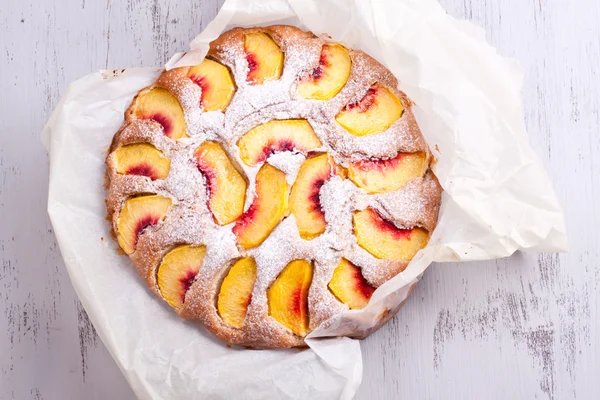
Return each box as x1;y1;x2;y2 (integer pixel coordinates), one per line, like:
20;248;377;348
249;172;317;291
0;0;597;399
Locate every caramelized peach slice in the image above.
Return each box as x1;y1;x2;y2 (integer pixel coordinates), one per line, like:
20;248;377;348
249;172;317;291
117;195;173;254
244;32;284;85
113;143;170;180
347;152;427;194
328;259;375;309
353;208;429;260
335;83;403;136
289;154;334;240
297;44;352;100
157;245;206;308
217;258;257;328
268;260;313;336
130;87;188;139
233;164;288;249
195;141;247;225
187;59;235;112
237;120;322;166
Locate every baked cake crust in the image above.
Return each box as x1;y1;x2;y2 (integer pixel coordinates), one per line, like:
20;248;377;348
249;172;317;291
105;25;442;349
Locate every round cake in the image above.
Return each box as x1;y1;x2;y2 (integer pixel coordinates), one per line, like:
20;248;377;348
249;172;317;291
105;25;442;348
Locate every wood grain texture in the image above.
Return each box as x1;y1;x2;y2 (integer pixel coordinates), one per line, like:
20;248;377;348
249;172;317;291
0;0;597;399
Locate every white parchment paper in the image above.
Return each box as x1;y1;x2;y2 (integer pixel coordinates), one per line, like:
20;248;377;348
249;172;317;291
42;0;567;399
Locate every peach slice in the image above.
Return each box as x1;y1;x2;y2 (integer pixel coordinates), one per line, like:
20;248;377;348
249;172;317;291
347;152;427;194
289;153;334;240
233;164;289;249
187;59;236;112
237;120;322;166
217;258;257;328
297;44;352;100
157;245;206;308
130;87;188;139
117;195;173;255
195;141;247;225
244;32;284;85
335;83;403;136
268;260;313;336
328;259;375;309
113;143;171;180
353;208;429;261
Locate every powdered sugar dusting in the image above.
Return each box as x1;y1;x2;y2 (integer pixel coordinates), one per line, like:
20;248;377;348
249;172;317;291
267;152;306;185
371;173;442;233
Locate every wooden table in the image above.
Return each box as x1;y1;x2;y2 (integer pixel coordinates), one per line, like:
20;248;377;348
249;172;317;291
1;0;596;398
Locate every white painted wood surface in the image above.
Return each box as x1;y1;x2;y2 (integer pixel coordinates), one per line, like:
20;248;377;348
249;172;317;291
0;0;596;398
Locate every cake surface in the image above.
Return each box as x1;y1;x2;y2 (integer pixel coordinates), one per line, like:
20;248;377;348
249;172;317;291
105;25;442;348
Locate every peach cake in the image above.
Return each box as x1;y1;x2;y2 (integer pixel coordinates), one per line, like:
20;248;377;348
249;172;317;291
105;25;442;348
